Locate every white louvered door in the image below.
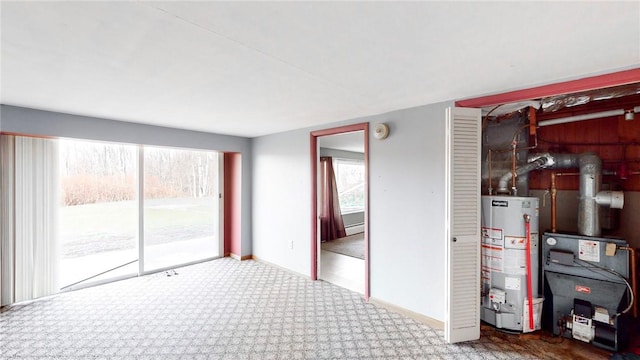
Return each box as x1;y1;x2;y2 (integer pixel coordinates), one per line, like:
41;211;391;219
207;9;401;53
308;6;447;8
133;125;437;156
444;107;481;343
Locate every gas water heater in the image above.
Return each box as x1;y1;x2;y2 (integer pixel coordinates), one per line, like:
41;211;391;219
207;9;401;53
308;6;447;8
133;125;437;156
481;195;542;332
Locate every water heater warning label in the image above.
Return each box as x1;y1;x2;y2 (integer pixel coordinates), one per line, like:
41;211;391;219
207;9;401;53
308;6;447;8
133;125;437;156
504;236;526;249
578;240;600;262
481;227;503;246
481;227;503;273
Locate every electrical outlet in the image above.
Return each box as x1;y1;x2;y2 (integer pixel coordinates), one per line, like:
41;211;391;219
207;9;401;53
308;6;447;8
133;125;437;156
288;240;294;249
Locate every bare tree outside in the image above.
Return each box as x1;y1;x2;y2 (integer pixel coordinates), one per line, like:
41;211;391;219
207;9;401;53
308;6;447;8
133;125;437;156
59;140;220;287
143;145;220;271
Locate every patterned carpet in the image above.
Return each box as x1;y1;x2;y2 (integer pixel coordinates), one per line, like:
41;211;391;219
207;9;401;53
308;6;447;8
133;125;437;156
1;258;544;359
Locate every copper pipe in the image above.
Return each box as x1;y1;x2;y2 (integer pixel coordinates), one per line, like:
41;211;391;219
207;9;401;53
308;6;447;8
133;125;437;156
506;121;538;195
550;172;557;233
482;105;502;131
488;112;540;154
528;107;537;138
487;134;537;154
618;246;638;318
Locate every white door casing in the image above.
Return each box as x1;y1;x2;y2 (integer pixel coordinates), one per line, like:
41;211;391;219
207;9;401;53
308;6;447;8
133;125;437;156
444;107;481;343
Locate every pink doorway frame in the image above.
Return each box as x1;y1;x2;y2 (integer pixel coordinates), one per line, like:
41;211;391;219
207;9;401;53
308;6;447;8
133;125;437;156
310;123;370;300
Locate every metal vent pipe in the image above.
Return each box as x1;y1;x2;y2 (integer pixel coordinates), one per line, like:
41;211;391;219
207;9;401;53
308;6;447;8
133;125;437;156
574;153;602;237
497;157;548;196
498;152;622;237
496;153;563;195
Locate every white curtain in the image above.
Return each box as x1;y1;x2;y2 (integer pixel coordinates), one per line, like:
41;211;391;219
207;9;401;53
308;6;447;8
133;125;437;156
1;135;59;305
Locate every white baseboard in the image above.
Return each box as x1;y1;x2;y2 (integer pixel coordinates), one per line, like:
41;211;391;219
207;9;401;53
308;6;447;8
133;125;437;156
228;253;252;261
368;297;444;330
250;255;311;279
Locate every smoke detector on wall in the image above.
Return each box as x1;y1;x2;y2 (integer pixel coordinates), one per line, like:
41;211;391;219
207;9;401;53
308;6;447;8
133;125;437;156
373;123;390;140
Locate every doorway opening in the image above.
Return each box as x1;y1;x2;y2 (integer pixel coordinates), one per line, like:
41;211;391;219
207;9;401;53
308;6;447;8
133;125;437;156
310;123;369;299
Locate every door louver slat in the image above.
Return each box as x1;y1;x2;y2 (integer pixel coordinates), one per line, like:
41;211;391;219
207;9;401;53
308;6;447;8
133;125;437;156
446;107;481;343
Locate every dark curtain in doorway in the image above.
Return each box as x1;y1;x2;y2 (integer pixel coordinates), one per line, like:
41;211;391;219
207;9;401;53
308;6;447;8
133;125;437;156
320;157;346;242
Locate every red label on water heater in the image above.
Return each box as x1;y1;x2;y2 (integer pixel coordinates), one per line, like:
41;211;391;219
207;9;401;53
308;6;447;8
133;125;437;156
575;285;591;294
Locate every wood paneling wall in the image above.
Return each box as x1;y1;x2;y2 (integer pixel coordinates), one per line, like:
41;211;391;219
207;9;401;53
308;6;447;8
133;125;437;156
529;107;640;192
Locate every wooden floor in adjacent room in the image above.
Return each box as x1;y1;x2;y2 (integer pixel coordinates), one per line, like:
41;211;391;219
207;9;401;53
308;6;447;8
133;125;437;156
319;249;365;294
481;323;639;360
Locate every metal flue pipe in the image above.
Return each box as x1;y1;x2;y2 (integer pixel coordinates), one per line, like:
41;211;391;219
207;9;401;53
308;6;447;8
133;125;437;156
575;153;602;237
498;152;623;237
497;155;551;195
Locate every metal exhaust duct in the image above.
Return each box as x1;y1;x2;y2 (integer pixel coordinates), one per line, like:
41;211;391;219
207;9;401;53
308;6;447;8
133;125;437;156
575;153;602;237
497;152;623;237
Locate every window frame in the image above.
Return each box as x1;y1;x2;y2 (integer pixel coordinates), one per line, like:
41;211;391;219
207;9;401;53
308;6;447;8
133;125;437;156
332;157;366;215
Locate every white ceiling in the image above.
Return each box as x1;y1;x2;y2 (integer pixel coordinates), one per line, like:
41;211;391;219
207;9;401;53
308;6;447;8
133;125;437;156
1;2;638;137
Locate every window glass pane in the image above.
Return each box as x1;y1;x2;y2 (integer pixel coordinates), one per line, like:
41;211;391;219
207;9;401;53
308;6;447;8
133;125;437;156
143;146;220;271
334;159;365;213
59;140;138;289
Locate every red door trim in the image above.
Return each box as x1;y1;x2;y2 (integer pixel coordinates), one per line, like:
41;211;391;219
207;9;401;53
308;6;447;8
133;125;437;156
456;68;640;108
223;152;242;258
310;123;370;300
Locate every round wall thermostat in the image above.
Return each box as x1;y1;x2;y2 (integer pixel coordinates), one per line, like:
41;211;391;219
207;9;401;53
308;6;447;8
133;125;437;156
374;123;389;140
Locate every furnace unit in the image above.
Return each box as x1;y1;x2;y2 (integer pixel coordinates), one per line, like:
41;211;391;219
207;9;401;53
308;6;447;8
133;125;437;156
542;232;632;351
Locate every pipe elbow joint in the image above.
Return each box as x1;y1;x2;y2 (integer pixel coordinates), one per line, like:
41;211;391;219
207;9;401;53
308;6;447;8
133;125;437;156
497;174;513;194
578;152;602;170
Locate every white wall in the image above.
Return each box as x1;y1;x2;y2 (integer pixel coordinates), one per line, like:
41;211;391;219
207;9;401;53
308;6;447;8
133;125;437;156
252;100;454;321
368;101;451;321
251;129;312;275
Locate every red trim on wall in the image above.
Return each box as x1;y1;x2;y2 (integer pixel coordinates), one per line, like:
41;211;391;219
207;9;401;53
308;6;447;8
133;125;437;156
311;123;367;137
362;124;370;301
224;153;242;258
310;122;370;300
310;135;318;280
456;68;640;108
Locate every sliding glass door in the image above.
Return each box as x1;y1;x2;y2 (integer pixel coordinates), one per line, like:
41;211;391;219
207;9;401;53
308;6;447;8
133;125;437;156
57;139;222;290
59;140;138;289
2;135;223;303
143;146;222;272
